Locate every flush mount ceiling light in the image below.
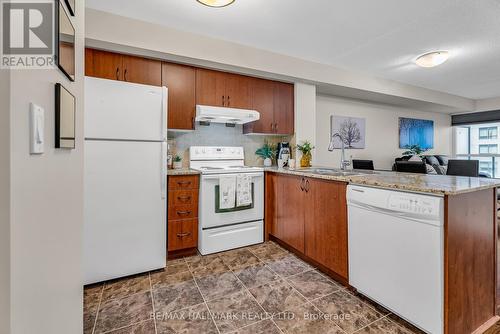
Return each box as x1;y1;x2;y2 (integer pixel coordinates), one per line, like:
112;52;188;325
196;0;235;7
415;51;450;68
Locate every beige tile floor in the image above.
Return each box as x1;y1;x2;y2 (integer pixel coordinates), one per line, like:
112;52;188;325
84;241;428;334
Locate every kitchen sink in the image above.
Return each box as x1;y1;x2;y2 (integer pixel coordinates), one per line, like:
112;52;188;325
298;167;376;177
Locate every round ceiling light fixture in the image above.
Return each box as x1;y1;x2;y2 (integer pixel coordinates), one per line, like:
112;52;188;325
196;0;235;8
414;51;450;68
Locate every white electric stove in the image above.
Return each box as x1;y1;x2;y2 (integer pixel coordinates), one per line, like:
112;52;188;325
190;146;264;255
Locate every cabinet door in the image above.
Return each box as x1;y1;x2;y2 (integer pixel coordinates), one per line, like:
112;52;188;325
274;82;294;135
122;55;161;86
305;178;348;278
162;62;196;130
265;173;278;241
225;73;252;109
244;78;275;134
195;68;226;107
168;219;198;251
87;48;123;81
276;174;305;252
85;48;94;77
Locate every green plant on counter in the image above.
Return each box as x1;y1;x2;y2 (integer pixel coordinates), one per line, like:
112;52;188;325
297;141;315;155
297;140;315;167
402;144;427;157
173;155;182;162
255;142;276;160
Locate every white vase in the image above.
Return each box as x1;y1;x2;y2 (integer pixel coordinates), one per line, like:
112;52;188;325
263;158;272;167
173;161;183;169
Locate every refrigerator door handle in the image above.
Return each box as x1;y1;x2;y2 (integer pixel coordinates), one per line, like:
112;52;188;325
161;142;167;199
161;86;168;140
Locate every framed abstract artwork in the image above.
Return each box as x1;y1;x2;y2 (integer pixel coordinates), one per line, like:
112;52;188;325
399;117;434;149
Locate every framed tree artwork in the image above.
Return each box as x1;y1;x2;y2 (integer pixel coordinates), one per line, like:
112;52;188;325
330;115;366;149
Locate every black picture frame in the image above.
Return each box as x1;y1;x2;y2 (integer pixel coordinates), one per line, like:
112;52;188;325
55;83;76;149
55;0;75;81
64;0;75;16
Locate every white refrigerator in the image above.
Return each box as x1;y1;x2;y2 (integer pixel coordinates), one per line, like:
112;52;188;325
84;77;168;285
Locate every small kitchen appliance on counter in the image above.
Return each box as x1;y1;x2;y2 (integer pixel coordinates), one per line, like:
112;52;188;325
276;142;291;167
189;146;264;255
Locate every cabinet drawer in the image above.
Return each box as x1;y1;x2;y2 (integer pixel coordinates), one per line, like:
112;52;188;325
168;175;199;190
169;190;198;207
168;219;198;251
168;205;198;220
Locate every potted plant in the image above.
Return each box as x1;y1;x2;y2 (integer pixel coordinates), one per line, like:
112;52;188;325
255;142;276;167
402;145;427;158
297;141;315;167
172;155;183;169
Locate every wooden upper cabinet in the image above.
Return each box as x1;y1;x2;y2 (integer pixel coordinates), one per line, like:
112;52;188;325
224;73;252;109
122;55;161;86
195;68;226;107
196;69;252;109
85;48;94;77
274;82;294;135
162;62;196;130
85;48;161;86
84;48;294;133
305;178;348;279
86;48;123;80
244;78;275;134
244;80;294;135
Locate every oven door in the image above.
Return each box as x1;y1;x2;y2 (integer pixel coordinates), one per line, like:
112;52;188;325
200;172;264;229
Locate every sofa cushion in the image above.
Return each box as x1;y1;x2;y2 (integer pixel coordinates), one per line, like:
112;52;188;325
435;155;449;166
426;164;438;174
424;155;440;166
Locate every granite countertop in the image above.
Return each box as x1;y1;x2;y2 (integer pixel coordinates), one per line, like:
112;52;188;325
167;168;200;176
265;167;500;195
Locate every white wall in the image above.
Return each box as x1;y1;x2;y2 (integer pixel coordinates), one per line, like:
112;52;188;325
475;97;500;112
0;68;11;334
8;1;85;333
315;95;452;170
294;83;317;161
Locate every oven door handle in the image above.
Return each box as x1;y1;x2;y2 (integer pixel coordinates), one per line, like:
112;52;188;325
202;173;263;180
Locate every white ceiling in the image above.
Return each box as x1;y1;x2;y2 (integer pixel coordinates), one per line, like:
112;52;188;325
86;0;500;100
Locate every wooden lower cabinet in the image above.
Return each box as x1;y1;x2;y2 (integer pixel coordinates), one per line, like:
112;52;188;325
305;178;348;279
276;174;305;252
168;219;198;252
167;175;199;255
266;172;348;280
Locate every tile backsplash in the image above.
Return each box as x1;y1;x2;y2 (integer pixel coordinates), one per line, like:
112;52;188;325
168;123;292;167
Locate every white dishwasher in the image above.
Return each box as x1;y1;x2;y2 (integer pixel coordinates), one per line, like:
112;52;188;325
347;185;444;334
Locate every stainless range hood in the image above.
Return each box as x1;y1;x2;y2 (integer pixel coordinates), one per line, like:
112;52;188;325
195;105;260;125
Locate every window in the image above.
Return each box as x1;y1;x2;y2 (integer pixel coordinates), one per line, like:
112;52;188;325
454;122;500;178
480;161;494;177
479;144;498;154
479;126;497;139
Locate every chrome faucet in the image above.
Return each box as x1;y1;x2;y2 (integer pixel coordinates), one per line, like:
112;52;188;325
328;133;351;170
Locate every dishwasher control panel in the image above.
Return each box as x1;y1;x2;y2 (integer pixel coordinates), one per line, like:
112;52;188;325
388;194;441;216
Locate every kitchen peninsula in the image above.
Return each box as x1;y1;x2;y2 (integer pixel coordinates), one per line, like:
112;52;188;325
265;167;500;334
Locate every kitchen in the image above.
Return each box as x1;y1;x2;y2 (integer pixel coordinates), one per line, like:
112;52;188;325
3;1;500;334
82;33;499;334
